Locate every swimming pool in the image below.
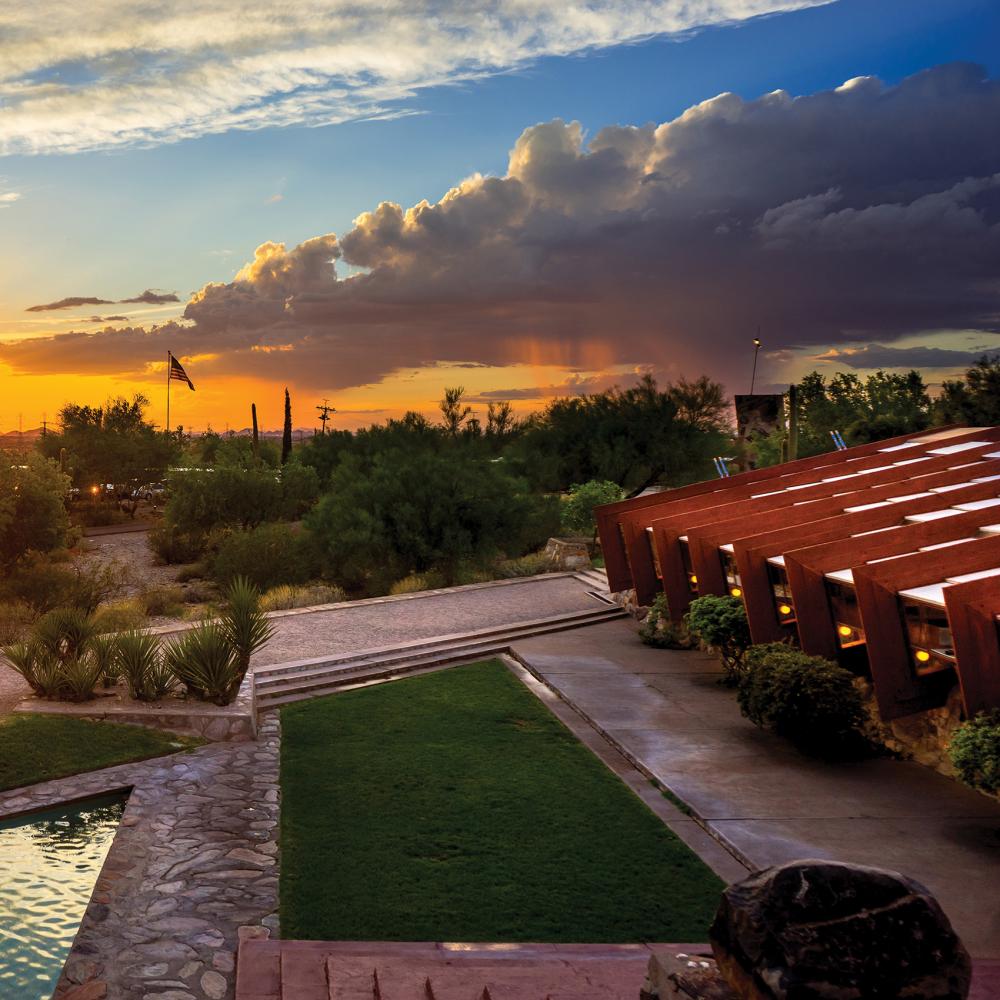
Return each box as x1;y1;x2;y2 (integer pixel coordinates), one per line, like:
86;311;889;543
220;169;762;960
0;794;126;1000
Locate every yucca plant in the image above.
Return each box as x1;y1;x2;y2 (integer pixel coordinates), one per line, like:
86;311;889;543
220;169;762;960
165;623;242;705
90;633;121;687
34;607;97;663
219;576;274;680
59;654;105;702
115;629;165;701
2;641;64;698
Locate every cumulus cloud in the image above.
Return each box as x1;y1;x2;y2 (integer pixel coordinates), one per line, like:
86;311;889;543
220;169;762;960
4;63;1000;394
0;191;21;207
817;344;996;369
120;289;180;305
26;296;113;312
0;0;823;155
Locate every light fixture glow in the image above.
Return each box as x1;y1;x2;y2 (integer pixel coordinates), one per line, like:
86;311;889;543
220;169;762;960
915;650;931;663
689;574;697;585
730;587;742;598
779;604;792;616
838;625;853;637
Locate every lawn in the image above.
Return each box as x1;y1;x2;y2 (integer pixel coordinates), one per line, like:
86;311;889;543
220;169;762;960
0;714;202;792
280;659;723;942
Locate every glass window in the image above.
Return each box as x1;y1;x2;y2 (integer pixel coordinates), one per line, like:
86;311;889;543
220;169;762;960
900;598;955;676
826;580;866;649
767;563;797;624
679;539;699;594
720;551;743;598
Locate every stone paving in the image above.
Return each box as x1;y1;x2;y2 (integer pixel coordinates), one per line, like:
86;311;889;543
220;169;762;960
510;618;1000;959
248;574;603;667
0;714;281;1000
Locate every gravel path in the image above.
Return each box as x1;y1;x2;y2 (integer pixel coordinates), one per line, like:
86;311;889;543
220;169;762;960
0;661;29;714
78;528;181;596
252;575;603;667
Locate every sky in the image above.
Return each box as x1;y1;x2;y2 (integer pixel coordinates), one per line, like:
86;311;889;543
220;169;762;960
1;0;998;433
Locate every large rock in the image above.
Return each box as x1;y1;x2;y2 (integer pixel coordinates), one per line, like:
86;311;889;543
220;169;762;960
543;537;591;570
710;860;972;1000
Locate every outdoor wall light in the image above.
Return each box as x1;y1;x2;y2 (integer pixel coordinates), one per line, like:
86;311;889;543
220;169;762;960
778;604;793;616
689;574;698;585
838;624;853;637
731;587;743;598
915;649;932;663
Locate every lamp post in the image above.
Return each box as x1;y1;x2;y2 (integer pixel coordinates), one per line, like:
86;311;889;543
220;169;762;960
750;335;762;394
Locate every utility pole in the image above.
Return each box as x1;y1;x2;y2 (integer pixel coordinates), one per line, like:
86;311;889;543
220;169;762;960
316;399;336;435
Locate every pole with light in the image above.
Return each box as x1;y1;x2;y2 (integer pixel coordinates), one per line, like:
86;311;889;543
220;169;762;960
750;333;762;394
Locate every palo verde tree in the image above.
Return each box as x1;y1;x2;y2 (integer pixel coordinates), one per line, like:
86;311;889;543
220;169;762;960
38;394;178;500
933;355;1000;427
0;452;72;568
305;446;560;592
508;374;732;495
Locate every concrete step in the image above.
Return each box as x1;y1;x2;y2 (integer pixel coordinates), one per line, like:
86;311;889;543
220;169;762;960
254;606;616;684
254;606;620;691
254;607;624;710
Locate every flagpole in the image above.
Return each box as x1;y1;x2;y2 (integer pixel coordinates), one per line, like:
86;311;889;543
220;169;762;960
166;350;171;434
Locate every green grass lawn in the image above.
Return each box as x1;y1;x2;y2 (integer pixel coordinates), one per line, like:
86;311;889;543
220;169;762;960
280;659;723;942
0;714;202;792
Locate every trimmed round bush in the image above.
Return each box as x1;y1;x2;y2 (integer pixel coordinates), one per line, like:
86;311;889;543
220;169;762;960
685;594;751;683
738;642;865;752
949;712;1000;794
640;594;694;650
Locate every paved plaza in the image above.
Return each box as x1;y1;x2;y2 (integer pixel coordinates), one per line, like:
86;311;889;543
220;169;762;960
510;618;1000;958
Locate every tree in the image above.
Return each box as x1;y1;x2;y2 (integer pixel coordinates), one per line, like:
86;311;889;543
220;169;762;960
38;394;179;505
486;401;519;451
508;374;732;494
439;386;473;436
789;370;930;458
933;355;1000;427
281;388;293;465
0;452;71;568
305;448;560;592
561;480;625;540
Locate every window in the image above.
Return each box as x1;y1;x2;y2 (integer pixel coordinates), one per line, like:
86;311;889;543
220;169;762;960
720;551;743;598
900;599;955;676
767;562;797;625
826;581;866;649
679;539;699;594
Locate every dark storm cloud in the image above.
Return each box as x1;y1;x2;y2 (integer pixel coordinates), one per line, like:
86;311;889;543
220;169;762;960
119;289;181;305
4;63;1000;393
26;296;113;311
819;344;999;369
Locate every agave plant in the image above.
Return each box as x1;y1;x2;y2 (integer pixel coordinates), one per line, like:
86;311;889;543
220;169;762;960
165;622;242;706
219;576;274;680
116;629;169;701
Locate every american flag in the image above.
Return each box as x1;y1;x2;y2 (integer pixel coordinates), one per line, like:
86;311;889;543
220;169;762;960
169;353;195;391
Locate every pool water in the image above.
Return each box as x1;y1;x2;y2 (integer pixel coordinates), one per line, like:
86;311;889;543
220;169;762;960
0;794;126;1000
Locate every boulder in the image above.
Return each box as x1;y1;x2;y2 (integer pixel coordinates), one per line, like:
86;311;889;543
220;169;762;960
543;537;591;571
710;859;972;1000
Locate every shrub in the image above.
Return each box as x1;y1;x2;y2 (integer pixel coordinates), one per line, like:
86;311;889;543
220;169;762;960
2;555;129;614
141;585;187;618
737;643;865;753
208;523;317;590
116;630;172;701
389;572;446;595
149;524;210;565
260;583;346;611
685;595;752;684
92;598;148;634
219;576;275;678
639;594;695;649
0;601;36;646
0;451;72;568
74;504;131;528
175;563;208;583
34;607;97;662
3;641;64;698
494;553;554;579
58;654;106;702
561;480;625;539
949;712;1000;794
164;623;242;705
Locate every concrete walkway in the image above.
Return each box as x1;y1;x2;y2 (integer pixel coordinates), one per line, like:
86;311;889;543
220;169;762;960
510;619;1000;959
252;573;605;667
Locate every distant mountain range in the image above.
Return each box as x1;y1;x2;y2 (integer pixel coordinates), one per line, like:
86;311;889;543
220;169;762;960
0;427;317;449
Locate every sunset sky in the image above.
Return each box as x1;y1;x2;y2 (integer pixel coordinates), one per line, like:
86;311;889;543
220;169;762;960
1;0;999;433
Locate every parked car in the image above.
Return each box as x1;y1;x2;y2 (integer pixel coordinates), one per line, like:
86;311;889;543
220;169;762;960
132;482;168;502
